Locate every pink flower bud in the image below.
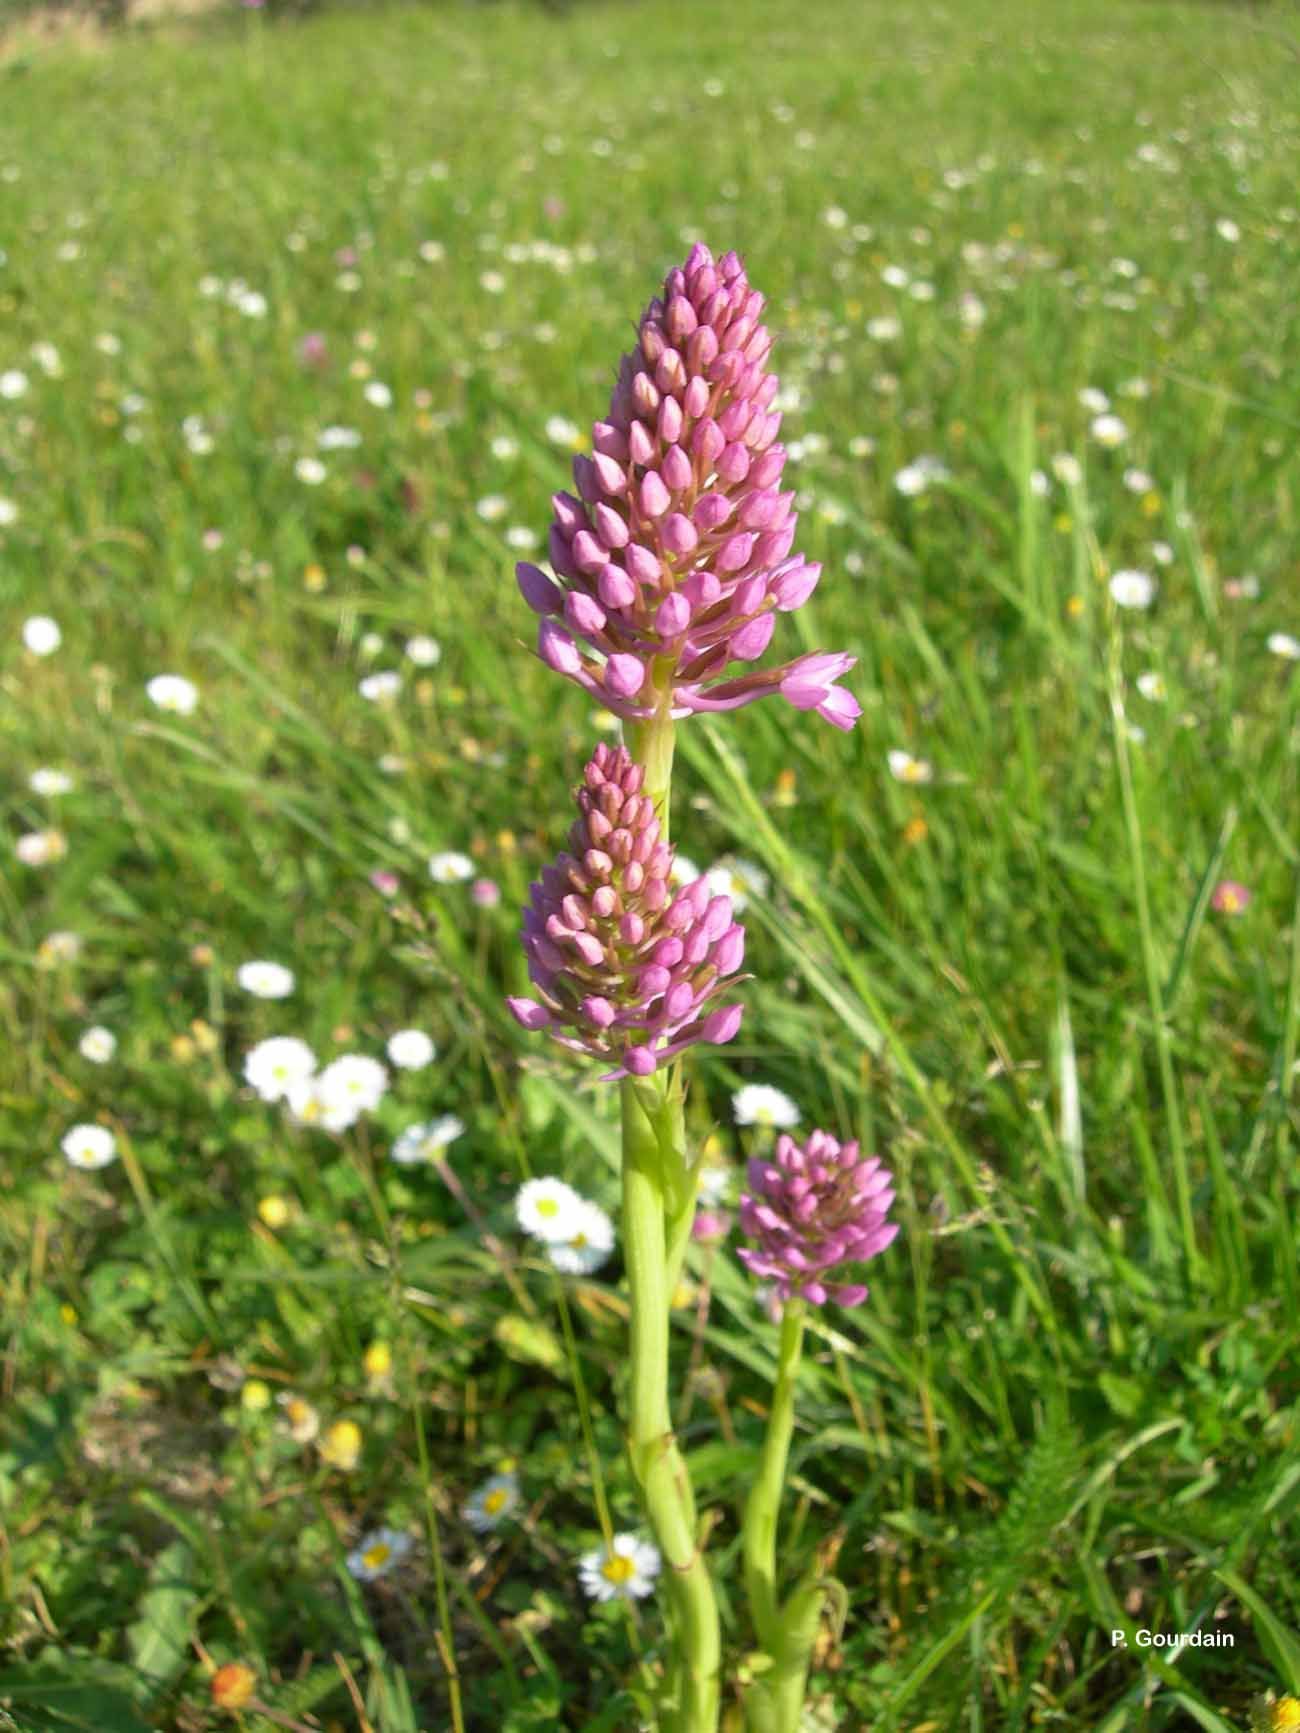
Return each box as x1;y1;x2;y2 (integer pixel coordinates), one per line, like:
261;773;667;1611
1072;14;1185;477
517;562;563;615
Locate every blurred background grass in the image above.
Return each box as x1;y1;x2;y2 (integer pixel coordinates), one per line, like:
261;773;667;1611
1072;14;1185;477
1;0;1299;1728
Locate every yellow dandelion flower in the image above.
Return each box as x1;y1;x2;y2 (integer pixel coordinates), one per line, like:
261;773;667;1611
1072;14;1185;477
190;1018;219;1055
240;1379;271;1414
319;1418;363;1472
772;768;799;808
257;1195;291;1230
210;1661;257;1710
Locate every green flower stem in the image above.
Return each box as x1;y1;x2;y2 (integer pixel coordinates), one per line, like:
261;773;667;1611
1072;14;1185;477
741;1299;825;1733
622;693;719;1732
622;1076;720;1732
743;1298;806;1647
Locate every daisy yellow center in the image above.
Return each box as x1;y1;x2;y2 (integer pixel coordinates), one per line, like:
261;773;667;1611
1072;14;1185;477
902;760;925;782
536;1198;558;1217
483;1488;508;1516
571;1232;589;1248
362;1542;391;1570
1220;890;1242;912
601;1555;636;1585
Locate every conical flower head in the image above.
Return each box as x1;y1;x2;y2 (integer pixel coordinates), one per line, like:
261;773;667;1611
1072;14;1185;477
518;243;859;732
737;1129;898;1306
507;743;745;1077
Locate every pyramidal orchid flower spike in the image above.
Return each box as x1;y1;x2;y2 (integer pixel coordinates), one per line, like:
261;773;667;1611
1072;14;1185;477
508;248;887;1733
506;742;745;1078
516;243;861;733
738;1130;899;1306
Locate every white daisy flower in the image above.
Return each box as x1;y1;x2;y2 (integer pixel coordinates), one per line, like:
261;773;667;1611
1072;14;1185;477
316;1055;388;1115
0;498;18;528
1215;217;1241;243
295;456;327;485
0;369;29;399
475;494;507;522
489;434;518;461
578;1533;661;1602
703;858;768;914
888;749;933;784
404;635;441;667
893;463;929;497
62;1124;117;1170
549;1199;616;1275
429;851;475;884
346;1528;412;1582
318;425;362;451
236;960;296;1000
1078;386;1110;414
1123;467;1155;494
363;381;393;408
146;674;199;715
358;671;402;703
866;315;901;342
1150;541;1174;567
697;1164;730;1206
1109;569;1157;609
515;1176;585;1242
39;931;82;965
545;415;580;447
15;829;66;867
23;615;61;656
733;1084;801;1129
78;1026;116;1064
1267;632;1300;661
462;1472;521;1532
386;1029;436;1070
389;1116;465;1164
1136;671;1167;701
358;632;385;660
29;768;74;796
285;1075;356;1134
1051;453;1082;486
1090;414;1129;448
244;1036;317;1102
278;1392;321;1444
669;854;702;888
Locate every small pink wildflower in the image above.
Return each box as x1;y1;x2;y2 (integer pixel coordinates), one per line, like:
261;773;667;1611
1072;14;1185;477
1211;880;1251;916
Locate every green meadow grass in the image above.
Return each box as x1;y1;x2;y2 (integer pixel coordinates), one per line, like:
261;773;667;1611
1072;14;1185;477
2;0;1299;1727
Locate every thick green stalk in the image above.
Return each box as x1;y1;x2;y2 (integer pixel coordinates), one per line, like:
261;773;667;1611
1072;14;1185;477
621;692;719;1732
742;1300;824;1733
622;1076;720;1732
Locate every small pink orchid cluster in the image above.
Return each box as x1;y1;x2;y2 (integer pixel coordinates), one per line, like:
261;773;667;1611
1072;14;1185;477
507;744;745;1076
738;1130;898;1306
516;243;860;731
